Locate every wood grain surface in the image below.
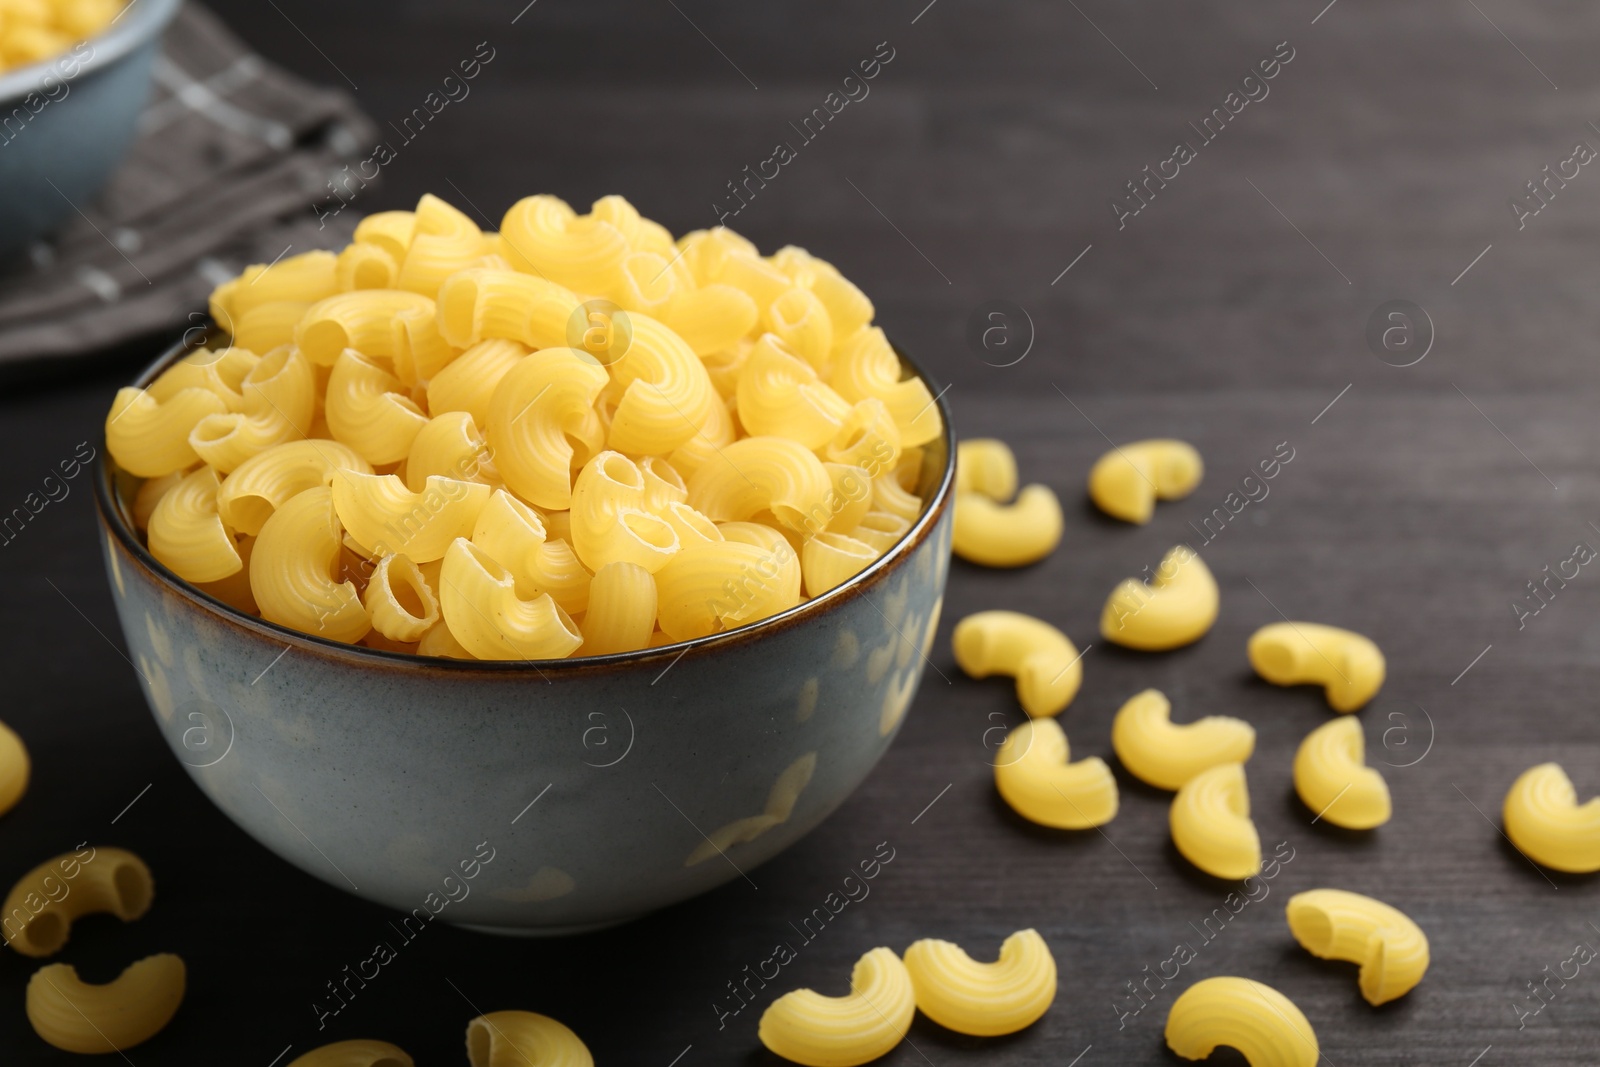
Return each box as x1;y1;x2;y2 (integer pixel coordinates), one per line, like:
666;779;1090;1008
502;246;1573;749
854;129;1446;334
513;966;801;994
3;1;1598;1062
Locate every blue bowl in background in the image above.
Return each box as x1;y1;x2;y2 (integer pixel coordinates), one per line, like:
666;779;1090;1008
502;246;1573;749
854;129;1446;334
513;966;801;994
0;0;181;258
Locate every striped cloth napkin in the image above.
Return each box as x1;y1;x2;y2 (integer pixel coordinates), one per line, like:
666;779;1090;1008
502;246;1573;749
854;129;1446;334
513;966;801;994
0;3;375;374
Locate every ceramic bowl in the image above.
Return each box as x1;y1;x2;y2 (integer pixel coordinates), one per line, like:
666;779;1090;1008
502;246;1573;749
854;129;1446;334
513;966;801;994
94;334;955;934
0;0;181;258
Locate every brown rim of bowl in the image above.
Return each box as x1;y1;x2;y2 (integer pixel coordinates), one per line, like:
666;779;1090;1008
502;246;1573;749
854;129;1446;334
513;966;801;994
94;330;957;675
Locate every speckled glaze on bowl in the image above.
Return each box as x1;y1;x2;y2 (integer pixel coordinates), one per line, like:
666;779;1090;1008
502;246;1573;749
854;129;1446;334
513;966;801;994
95;335;954;934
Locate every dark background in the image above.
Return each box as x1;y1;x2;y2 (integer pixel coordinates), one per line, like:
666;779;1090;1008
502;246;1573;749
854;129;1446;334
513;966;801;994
4;0;1600;1062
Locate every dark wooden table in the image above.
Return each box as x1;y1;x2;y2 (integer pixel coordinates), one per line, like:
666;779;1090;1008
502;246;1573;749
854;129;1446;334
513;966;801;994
4;0;1599;1061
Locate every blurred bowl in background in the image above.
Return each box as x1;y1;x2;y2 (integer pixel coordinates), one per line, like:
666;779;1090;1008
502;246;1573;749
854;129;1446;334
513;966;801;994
0;0;182;259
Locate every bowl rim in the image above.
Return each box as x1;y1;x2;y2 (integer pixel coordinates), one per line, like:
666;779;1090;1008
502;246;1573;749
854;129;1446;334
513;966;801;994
94;329;957;675
0;0;182;103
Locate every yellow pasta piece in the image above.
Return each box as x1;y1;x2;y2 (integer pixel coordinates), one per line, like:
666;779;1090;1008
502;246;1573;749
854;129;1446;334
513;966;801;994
903;929;1056;1036
655;539;799;640
147;346;257;408
105;384;229;478
758;947;916;1067
1293;717;1390;829
954;438;1017;500
0;719;28;818
850;511;911;554
251;486;371;643
1247;621;1385;713
406;411;497;490
294;289;439;367
580;562;658;655
216;439;372;537
714;250;792;313
663;283;758;356
336;241;399;291
438;538;583;660
827;398;901;473
800;532;877;596
526;538;594;616
1503;762;1600;873
817;463;873;536
638;454;688;512
147;467;243;583
189;345;316;474
500;193;630;294
27;954;185;1055
951;610;1082;718
1286;889;1429;1005
831;327;941;447
604;311;717;454
1111;688;1254;791
288;1039;414;1067
1171;762;1260;879
570;451;681;573
608;250;678;315
131;468;187;531
465;1010;593;1067
872;474;922;522
810;270;872;340
417;620;475;659
677;227;758;285
395;193;485;297
231;251;338;316
355;210;417;263
436;267;581;351
1087;439;1203;524
952;486;1063;568
324;350;429;465
232;300;310;354
364;555;441;643
719;520;802;604
486;347;610;510
993;718;1117;829
766;286;834;371
1164;977;1319;1067
685;435;832;534
1100;545;1218;650
3;846;153;956
470;488;546;584
737;333;852;449
427;338;528;426
331;470;491;562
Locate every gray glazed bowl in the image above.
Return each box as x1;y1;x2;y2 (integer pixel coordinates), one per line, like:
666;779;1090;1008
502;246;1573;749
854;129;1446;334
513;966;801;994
95;335;955;934
0;0;181;258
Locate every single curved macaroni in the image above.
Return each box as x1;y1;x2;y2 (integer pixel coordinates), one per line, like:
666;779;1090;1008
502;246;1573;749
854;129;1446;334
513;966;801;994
232;300;311;354
436;267;580;351
954;438;1018;501
655;539;800;640
1087;439;1203;524
470;489;548;593
1111;688;1255;790
27;954;185;1054
465;1009;593;1067
1247;621;1385;712
324;350;429;465
1170;763;1260;879
215;439;372;537
603;311;717;455
427;339;528;426
569;452;681;573
1100;545;1218;650
106;382;230;478
801;532;878;597
354;211;417;264
332;471;491;562
288;1039;414;1067
1293;717;1390;829
395;193;485;297
1503;763;1600;873
439;538;583;660
951;610;1082;718
665;283;758;357
811;271;873;339
720;521;803;605
230;251;339;315
147;467;243;584
993;718;1118;829
686;435;832;534
737;334;852;448
188;345;317;474
952;486;1063;567
405;411;498;490
903;929;1056;1036
1285;889;1429;1005
3;846;153;956
828;398;902;472
336;241;399;291
1164;976;1319;1067
766;286;834;370
0;717;26;820
486;347;610;510
872;474;923;523
580;562;658;655
499;193;631;294
294;289;440;367
758;947;916;1067
831;327;941;446
250;486;371;643
364;555;441;643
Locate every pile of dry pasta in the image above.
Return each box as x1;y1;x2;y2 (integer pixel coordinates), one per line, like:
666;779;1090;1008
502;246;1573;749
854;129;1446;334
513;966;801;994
0;0;120;72
104;194;942;659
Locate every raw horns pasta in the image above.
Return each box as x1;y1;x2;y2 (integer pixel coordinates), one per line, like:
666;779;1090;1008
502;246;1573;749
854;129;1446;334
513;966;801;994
1502;762;1600;873
288;1040;414;1067
758;947;917;1067
1100;544;1218;651
1164;976;1319;1067
1285;888;1429;1005
104;193;944;659
993;718;1118;829
1248;621;1385;712
27;953;186;1054
1110;688;1254;791
951;609;1083;718
3;846;154;956
951;435;1062;568
903;928;1057;1036
1170;762;1261;879
1292;717;1391;829
465;1010;593;1067
1087;438;1203;524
